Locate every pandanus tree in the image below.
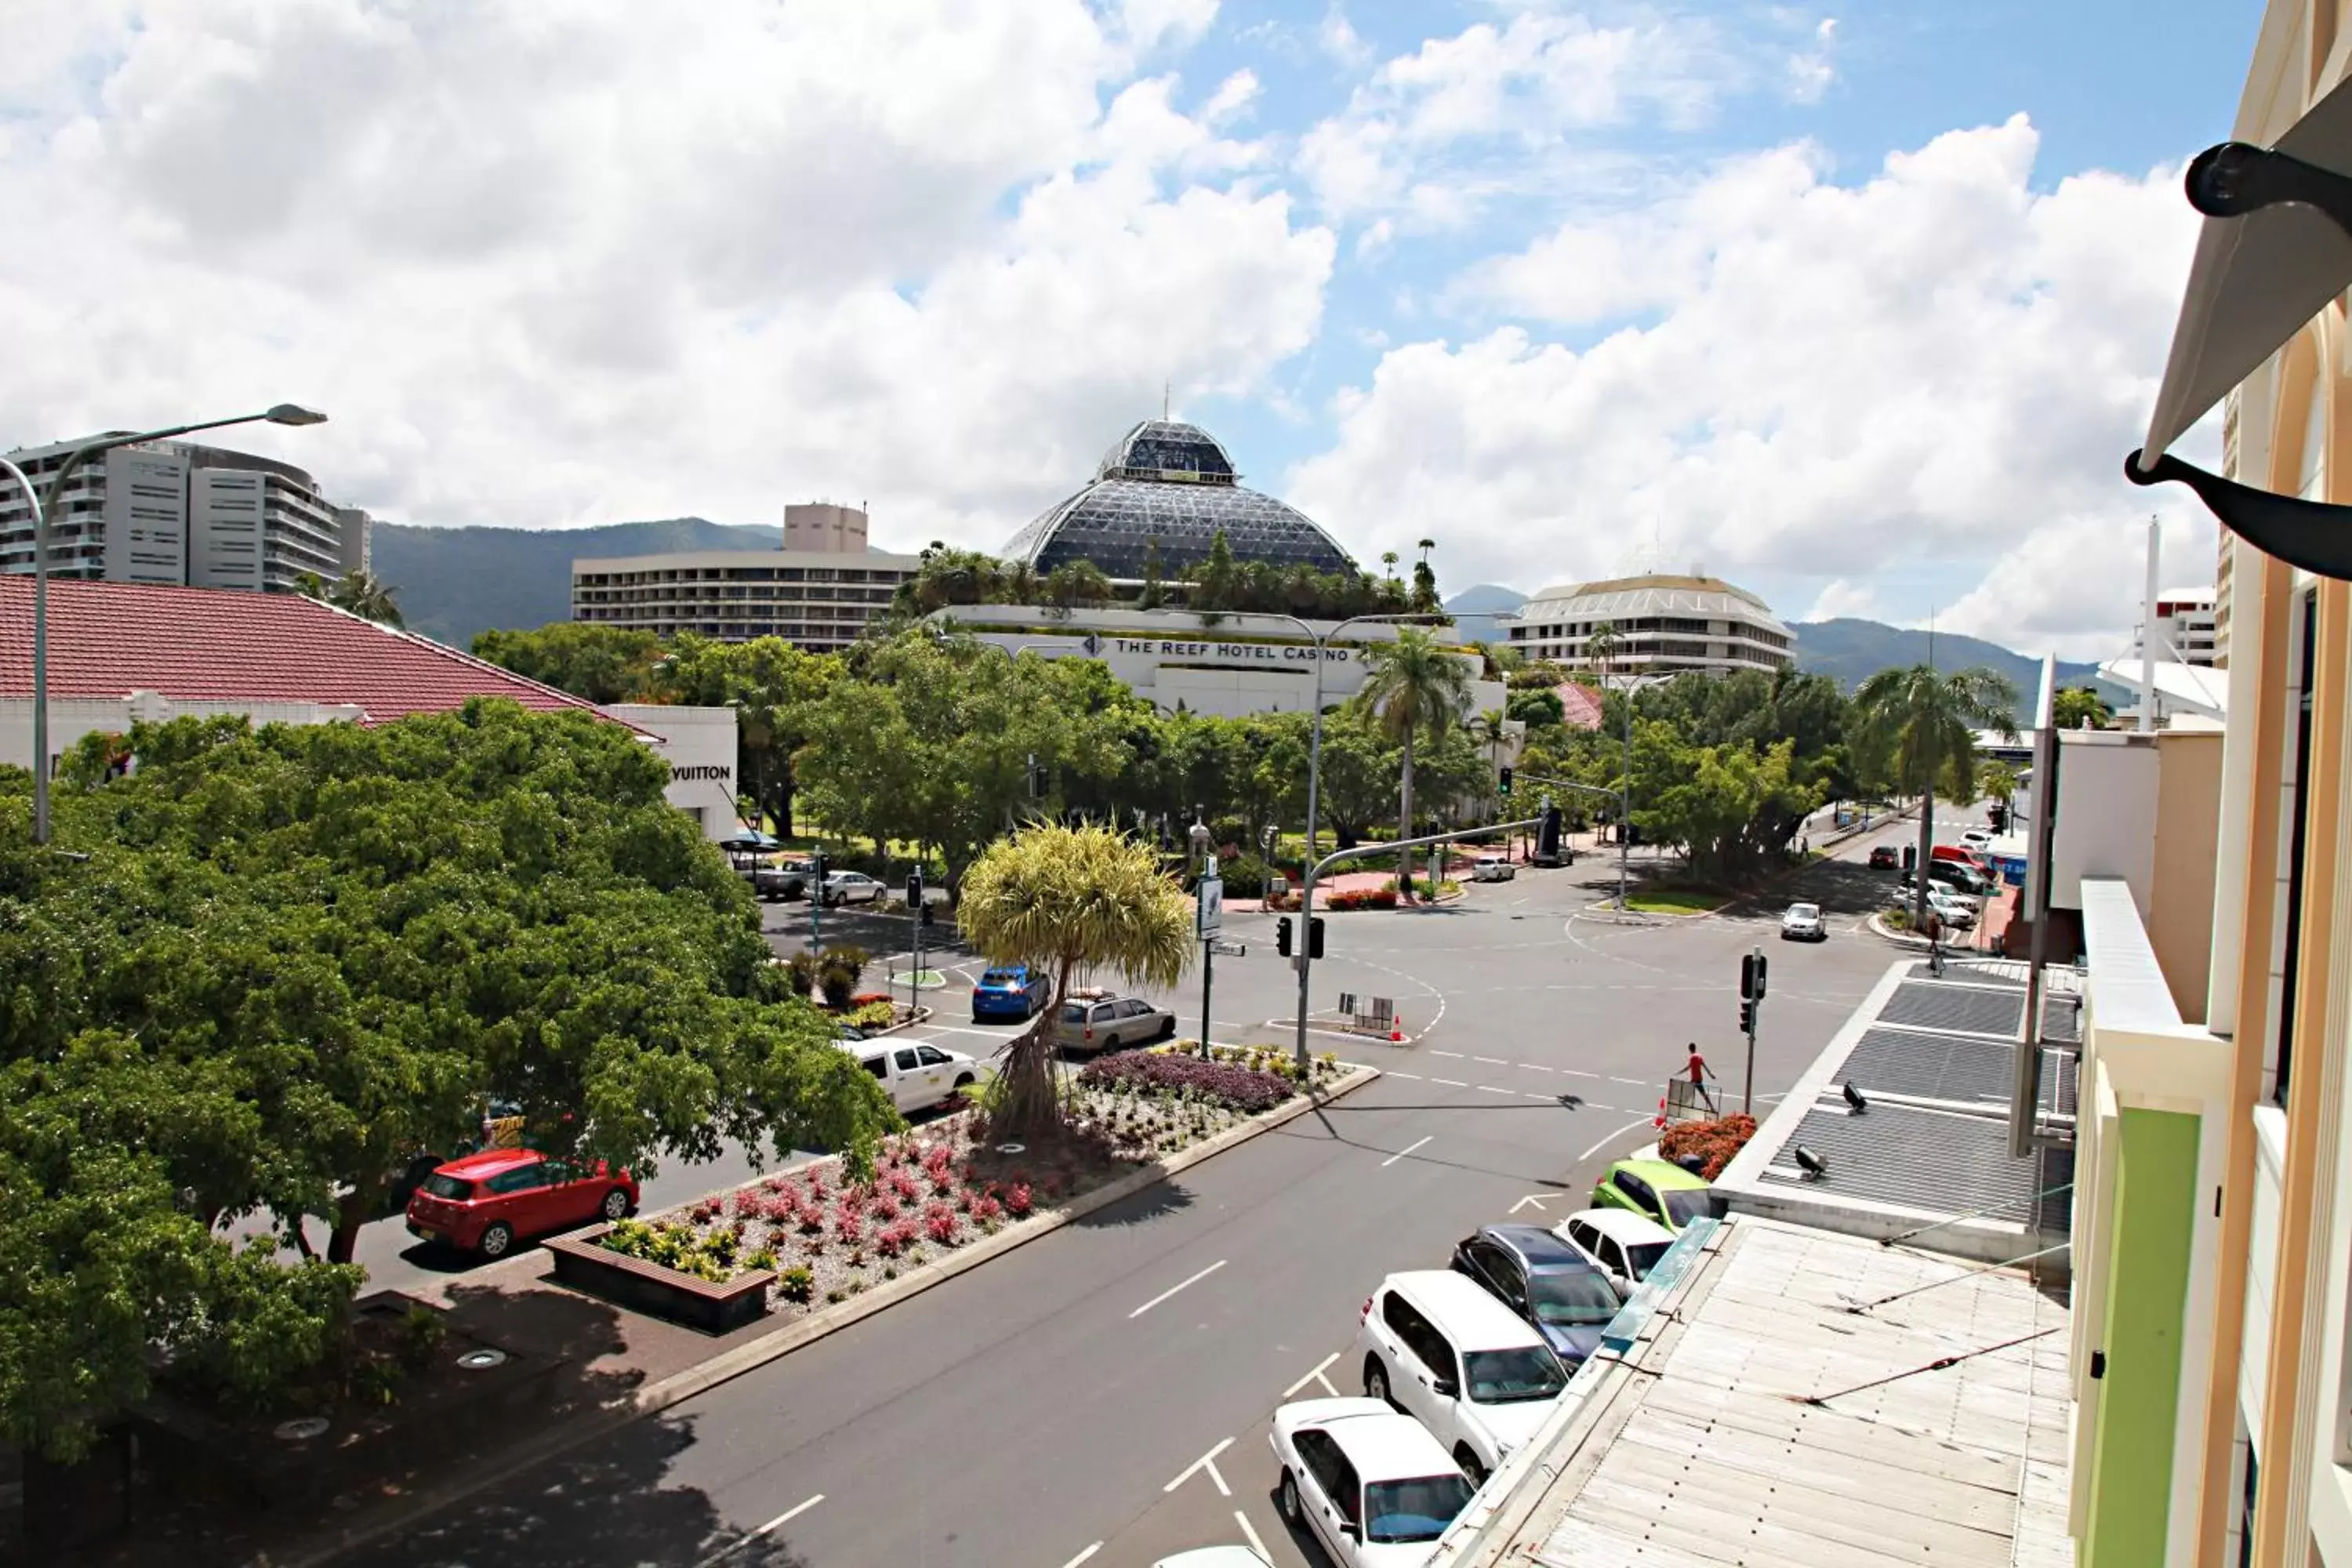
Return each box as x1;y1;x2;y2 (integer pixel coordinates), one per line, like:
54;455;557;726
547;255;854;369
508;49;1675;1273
956;824;1195;1139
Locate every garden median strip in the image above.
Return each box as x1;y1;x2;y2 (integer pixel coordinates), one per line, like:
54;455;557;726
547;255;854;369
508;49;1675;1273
277;1056;1381;1568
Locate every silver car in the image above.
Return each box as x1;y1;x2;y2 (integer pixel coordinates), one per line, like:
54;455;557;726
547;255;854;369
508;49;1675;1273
1046;990;1179;1053
1780;902;1826;942
818;870;886;907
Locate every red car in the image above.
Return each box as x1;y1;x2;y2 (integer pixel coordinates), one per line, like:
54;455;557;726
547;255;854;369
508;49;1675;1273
1868;846;1900;869
405;1149;638;1259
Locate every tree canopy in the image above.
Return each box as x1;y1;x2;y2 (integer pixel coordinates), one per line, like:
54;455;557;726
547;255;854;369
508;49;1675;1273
0;701;893;1456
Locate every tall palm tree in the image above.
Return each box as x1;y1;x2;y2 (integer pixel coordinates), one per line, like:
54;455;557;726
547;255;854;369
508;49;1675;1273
956;823;1194;1138
1851;664;2020;932
1357;627;1472;902
310;569;405;627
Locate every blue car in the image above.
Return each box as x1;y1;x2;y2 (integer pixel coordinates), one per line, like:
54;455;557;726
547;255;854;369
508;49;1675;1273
972;964;1050;1022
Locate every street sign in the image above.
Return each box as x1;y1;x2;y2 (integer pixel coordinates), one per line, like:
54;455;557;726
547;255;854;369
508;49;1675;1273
1210;938;1247;957
1197;875;1224;937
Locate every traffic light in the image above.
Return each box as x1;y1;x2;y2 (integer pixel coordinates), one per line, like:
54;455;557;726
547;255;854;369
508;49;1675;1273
1308;916;1326;960
906;869;924;907
1025;754;1046;798
1276;916;1294;956
1740;950;1768;1000
1740;998;1755;1035
811;851;827;886
1498;765;1514;799
1901;844;1917;873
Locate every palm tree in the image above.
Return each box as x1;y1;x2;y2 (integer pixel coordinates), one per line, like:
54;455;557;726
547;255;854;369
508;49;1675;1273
308;569;405;627
1356;627;1472;901
956;824;1195;1139
1851;664;2020;932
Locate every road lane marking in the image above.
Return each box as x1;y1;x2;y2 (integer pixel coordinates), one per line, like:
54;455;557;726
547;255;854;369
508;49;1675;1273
1432;1077;1468;1087
1559;1069;1599;1079
1516;1062;1553;1072
1577;1116;1656;1163
1381;1135;1433;1167
1476;1084;1513;1095
1431;1050;1464;1058
1610;1076;1647;1086
1285;1352;1341;1397
1129;1259;1228;1318
1520;1091;1563;1102
1061;1544;1102;1568
1386;1070;1423;1080
1166;1436;1236;1495
1472;1055;1508;1065
1235;1510;1271;1558
696;1494;822;1567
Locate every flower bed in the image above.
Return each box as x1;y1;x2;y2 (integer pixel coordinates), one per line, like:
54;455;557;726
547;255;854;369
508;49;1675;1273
1327;887;1399;911
1657;1112;1757;1179
586;1049;1348;1321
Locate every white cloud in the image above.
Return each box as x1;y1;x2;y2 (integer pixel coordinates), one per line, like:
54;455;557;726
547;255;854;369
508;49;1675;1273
1202;67;1261;125
1802;578;1883;622
1287;116;2204;654
1785;17;1837;104
1319;3;1376;70
0;0;1333;550
1116;0;1221;55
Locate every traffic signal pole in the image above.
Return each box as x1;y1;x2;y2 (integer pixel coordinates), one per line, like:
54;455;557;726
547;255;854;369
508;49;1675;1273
1739;947;1767;1115
1291;816;1544;1074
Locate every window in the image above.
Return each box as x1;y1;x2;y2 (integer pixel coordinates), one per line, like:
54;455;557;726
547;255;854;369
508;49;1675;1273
862;1055;889;1080
1294;1431;1358;1523
916;1045;952;1067
1119;999;1151;1018
485;1163;550;1195
1365;1474;1473;1544
1528;1268;1618;1326
1472;1243;1525;1309
2278;586;2318;1105
1613;1171;1657;1213
538;1160;577;1185
895;1048;922;1073
420;1173;474;1201
1462;1346;1566;1403
1381;1293;1454;1379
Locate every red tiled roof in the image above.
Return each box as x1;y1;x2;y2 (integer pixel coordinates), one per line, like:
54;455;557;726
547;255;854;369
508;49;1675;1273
0;576;603;722
1555;681;1605;731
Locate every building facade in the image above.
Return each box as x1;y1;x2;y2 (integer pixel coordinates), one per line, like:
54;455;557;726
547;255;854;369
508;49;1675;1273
1497;573;1795;679
572;504;919;652
927;603;1509;724
2140;586;2223;666
2067;3;2352;1563
1;436;365;593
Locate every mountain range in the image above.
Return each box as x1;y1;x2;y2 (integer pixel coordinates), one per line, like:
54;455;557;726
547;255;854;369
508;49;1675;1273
368;523;2119;707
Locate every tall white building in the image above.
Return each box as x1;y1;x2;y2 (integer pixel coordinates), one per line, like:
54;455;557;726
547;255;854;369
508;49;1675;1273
572;502;919;652
0;436;365;594
1499;572;1795;680
2135;585;2220;667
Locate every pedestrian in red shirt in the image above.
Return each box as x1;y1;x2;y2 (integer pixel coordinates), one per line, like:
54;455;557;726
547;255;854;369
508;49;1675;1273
1685;1042;1718;1115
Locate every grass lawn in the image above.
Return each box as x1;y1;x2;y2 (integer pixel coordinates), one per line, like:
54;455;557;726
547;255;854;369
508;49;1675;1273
1624;887;1727;914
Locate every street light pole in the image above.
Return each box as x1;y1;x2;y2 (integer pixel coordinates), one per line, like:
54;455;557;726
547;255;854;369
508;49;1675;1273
2;405;328;845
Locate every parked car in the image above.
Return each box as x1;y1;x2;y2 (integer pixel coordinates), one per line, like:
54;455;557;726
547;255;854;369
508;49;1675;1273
1152;1551;1273;1568
383;1098;533;1214
1553;1209;1676;1298
1354;1269;1568;1486
971;964;1051;1022
1932;843;1992;874
1780;902;1826;942
1269;1398;1476;1566
405;1148;637;1259
1867;845;1900;869
1450;1224;1623;1369
1959;828;1995;851
819;870;887;907
1928;860;1993;897
1046;989;1178;1053
1470;855;1516;883
1898;877;1980;925
1592;1158;1721;1236
841;1037;989;1115
753;858;816;902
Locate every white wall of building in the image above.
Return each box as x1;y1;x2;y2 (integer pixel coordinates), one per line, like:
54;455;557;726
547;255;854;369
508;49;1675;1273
783;502;867;554
599;702;739;838
190;468;266;590
0;691;367;782
2052;731;2161;915
102;447;191;586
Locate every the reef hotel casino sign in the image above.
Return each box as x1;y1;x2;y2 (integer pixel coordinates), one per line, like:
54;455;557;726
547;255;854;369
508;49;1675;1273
1098;634;1365;663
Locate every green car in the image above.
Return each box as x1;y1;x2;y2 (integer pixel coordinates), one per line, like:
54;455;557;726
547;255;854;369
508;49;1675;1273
1592;1159;1721;1234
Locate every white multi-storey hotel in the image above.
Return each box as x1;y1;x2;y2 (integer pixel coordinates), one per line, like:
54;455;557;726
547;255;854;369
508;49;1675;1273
1498;572;1796;680
0;435;366;593
571;503;920;653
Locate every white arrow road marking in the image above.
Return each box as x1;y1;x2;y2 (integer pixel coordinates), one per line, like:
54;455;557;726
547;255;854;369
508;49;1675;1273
1380;1135;1432;1167
1285;1352;1341;1397
1166;1436;1236;1496
1510;1195;1548;1214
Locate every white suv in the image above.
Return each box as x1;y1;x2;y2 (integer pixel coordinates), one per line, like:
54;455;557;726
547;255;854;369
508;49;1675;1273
1352;1269;1569;1486
1553;1209;1675;1299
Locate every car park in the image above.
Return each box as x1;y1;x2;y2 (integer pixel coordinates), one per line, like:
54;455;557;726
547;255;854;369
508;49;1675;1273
1592;1159;1722;1235
753;858;816;901
1867;845;1900;869
1269;1398;1477;1566
842;1037;988;1115
819;869;887;907
1553;1209;1677;1298
971;964;1051;1022
1353;1269;1569;1485
1450;1225;1623;1369
1470;855;1515;883
1046;989;1178;1053
1780;902;1826;942
405;1148;637;1259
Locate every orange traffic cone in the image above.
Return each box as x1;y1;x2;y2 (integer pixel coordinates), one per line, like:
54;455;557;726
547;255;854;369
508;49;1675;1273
1390;1013;1405;1042
1652;1096;1668;1131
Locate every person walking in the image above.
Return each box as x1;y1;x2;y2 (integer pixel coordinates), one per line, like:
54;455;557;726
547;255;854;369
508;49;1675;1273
1684;1041;1719;1116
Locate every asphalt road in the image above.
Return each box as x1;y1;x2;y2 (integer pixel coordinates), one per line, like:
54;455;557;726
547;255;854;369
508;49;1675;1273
352;815;1931;1568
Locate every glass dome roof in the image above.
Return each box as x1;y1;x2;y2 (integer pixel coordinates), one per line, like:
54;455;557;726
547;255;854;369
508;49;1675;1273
1003;419;1357;580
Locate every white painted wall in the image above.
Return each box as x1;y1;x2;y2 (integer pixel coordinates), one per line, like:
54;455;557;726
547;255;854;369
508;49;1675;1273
599;702;739;838
2053;731;2161;915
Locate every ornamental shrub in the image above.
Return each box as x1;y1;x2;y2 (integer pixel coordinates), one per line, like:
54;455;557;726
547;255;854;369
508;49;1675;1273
778;1266;815;1303
1004;1182;1033;1217
1657;1112;1757;1180
847;1000;898;1030
924;1204;960;1244
1078;1050;1292;1113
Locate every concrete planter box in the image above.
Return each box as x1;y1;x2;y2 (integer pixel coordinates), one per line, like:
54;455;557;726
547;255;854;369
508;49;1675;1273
543;1228;773;1334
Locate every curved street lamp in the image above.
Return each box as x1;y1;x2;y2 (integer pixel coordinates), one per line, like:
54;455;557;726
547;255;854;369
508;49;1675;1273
4;405;328;842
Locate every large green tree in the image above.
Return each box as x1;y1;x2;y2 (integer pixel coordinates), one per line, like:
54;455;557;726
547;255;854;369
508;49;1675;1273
0;702;894;1452
2053;685;2114;731
473;622;667;705
652;634;843;837
1852;664;2021;928
1356;627;1473;899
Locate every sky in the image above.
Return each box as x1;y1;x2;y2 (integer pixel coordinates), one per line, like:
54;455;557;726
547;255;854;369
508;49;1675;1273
0;0;2262;657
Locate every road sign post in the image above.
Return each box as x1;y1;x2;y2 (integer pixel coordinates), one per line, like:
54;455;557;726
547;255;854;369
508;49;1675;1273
906;868;925;1011
1197;873;1223;1059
